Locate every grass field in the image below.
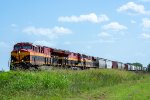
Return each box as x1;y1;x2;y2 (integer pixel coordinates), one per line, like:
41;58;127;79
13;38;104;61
0;69;149;100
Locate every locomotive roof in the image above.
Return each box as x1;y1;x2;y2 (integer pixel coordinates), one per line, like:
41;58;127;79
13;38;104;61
15;42;33;45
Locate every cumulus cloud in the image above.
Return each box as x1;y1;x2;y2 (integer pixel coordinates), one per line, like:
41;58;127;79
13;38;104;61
98;22;127;43
142;18;150;29
10;24;19;32
141;33;150;39
58;13;109;23
23;26;72;39
103;22;127;31
11;24;17;27
117;2;150;15
98;32;112;37
140;18;150;40
97;32;115;43
34;40;55;47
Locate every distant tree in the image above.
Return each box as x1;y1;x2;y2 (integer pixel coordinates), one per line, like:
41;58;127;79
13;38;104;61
147;64;150;72
132;62;143;67
132;62;143;71
0;68;4;72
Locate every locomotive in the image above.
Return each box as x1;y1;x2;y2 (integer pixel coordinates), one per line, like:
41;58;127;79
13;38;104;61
10;42;142;71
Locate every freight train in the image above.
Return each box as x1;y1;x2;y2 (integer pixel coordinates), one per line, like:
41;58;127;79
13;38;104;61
10;42;142;71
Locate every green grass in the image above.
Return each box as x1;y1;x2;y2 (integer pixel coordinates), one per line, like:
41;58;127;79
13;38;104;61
75;74;150;100
0;69;149;100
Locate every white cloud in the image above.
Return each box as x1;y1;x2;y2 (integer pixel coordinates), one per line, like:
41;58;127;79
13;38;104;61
23;26;72;39
117;2;150;15
97;32;115;43
98;32;112;37
11;24;17;27
103;22;127;31
34;40;55;47
10;24;19;32
141;33;150;39
140;19;150;40
58;13;109;23
142;18;150;29
98;22;127;43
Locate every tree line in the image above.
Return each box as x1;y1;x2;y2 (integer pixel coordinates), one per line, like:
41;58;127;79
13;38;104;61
132;62;150;72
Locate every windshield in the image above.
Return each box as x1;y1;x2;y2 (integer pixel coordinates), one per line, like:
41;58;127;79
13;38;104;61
14;46;21;50
14;45;32;50
22;46;32;49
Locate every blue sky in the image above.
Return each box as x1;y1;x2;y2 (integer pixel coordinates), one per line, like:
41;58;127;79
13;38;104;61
0;0;150;70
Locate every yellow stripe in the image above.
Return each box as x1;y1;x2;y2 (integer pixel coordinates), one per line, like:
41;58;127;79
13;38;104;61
68;58;78;61
11;51;51;59
30;51;50;57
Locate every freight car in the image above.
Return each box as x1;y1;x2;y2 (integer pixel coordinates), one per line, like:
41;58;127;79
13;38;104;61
10;42;142;71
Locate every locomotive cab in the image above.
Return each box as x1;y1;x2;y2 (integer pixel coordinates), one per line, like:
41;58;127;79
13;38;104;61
10;42;34;70
10;42;52;70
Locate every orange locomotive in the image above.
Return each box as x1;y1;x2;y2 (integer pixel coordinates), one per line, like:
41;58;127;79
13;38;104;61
11;42;51;70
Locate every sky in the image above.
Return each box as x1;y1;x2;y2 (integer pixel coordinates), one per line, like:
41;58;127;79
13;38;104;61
0;0;150;71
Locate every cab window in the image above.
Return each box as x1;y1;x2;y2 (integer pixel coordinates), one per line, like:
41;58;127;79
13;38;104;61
14;45;21;50
14;45;32;50
22;46;32;49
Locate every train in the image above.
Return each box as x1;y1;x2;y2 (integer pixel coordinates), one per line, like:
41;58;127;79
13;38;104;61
10;42;143;71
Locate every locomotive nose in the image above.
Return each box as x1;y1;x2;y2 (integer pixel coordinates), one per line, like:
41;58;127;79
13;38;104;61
11;50;30;63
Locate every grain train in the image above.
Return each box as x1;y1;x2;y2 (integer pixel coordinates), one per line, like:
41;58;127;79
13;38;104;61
10;42;142;71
